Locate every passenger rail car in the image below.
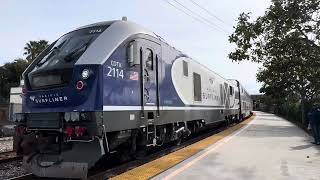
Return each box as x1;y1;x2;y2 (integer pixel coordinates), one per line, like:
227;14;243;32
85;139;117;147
14;20;252;178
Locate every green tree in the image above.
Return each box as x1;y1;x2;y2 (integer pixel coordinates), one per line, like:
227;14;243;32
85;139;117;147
0;59;28;102
229;0;320;123
23;40;49;63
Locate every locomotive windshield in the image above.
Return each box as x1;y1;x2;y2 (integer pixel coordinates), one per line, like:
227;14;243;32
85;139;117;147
27;25;108;89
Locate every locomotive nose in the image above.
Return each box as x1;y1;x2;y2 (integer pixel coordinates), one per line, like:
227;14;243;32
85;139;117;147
23;64;101;113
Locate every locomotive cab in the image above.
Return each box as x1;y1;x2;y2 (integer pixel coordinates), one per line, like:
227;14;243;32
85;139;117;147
27;27;105;90
15;20;165;179
20;25;109;138
16;23;115;179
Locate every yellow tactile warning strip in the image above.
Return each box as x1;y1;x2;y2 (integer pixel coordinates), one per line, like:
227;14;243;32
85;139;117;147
111;113;256;180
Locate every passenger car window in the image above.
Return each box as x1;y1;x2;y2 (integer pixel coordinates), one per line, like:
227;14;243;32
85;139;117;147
146;48;153;70
183;60;188;77
229;86;233;95
220;84;224;105
193;72;202;101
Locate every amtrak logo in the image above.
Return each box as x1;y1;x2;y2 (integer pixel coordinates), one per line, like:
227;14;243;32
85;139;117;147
29;93;68;104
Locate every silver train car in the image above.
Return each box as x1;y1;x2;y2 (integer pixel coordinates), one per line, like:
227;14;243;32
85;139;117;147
14;20;253;178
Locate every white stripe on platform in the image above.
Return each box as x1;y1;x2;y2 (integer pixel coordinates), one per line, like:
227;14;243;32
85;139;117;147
103;106;238;111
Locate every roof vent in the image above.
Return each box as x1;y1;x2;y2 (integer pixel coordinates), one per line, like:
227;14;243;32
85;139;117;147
122;16;127;21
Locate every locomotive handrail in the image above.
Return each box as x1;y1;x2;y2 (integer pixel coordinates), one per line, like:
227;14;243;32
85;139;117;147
102;124;110;153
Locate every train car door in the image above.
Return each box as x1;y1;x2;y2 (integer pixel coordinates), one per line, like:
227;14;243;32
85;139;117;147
224;82;230;108
139;40;161;121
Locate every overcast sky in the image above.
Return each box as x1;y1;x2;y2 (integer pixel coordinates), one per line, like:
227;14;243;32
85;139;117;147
0;0;270;94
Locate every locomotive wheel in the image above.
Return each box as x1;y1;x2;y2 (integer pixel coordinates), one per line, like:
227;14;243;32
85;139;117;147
230;115;234;124
118;147;132;162
174;137;182;146
134;149;147;160
225;117;229;126
225;117;231;127
235;115;239;123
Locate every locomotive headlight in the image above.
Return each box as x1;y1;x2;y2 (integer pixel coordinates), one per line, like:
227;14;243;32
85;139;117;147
15;113;25;122
70;112;80;122
64;112;71;122
15;113;22;122
81;69;90;79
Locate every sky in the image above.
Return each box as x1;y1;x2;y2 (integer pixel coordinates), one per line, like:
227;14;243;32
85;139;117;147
0;0;270;94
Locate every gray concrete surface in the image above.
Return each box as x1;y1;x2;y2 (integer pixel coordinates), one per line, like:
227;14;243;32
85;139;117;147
153;111;320;180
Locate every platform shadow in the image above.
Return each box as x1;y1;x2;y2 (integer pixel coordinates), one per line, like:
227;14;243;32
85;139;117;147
238;123;307;138
290;144;314;150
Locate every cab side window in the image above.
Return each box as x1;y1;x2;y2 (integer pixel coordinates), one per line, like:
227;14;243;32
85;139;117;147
146;48;153;70
183;60;188;77
193;72;202;101
229;86;233;95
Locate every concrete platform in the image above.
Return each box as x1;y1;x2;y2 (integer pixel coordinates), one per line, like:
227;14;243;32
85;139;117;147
153;111;320;180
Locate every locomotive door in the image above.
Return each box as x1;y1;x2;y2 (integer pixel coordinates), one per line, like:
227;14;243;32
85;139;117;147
140;40;161;119
224;82;230;108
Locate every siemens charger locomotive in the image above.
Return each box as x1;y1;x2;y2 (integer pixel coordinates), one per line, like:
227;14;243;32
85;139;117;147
15;20;252;178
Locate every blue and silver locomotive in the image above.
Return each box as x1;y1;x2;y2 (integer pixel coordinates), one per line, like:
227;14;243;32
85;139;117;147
15;20;252;178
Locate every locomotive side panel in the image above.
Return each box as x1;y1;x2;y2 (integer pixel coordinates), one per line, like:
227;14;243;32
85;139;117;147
170;57;226;123
101;35;166;132
169;56;241;124
101;37;142;132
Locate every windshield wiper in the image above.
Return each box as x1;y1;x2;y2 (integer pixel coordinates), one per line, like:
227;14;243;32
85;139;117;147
63;43;89;62
64;37;96;62
37;46;60;67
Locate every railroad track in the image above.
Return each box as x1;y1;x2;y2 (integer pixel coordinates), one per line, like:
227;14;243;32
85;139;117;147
7;117;252;180
0;152;26;180
0;151;21;163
